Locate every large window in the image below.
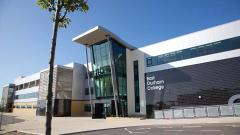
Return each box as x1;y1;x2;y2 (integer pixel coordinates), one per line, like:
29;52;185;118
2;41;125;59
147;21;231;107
133;60;140;112
91;40;113;98
146;36;240;67
112;40;127;97
112;39;128;116
15;92;38;99
36;79;40;86
15;79;41;91
91;38;128;116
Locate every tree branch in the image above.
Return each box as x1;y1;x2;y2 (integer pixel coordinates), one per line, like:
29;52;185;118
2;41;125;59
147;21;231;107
53;0;63;22
48;0;56;11
59;9;68;22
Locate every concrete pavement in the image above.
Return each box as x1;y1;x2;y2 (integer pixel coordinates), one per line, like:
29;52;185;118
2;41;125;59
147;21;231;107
1;112;240;135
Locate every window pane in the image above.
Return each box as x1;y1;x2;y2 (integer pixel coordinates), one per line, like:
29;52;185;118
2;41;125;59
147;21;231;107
146;36;240;67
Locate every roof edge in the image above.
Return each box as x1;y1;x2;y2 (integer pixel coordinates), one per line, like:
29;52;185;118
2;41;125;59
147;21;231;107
72;26;136;50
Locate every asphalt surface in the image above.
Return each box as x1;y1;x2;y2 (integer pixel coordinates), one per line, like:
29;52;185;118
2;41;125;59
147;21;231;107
67;123;240;135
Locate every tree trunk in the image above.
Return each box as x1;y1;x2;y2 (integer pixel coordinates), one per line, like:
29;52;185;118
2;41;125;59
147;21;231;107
46;1;60;135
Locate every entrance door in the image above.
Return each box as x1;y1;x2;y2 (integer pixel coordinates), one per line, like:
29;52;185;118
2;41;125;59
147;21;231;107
93;103;105;118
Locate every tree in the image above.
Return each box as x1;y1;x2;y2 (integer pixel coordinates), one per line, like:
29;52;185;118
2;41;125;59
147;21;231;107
37;0;89;135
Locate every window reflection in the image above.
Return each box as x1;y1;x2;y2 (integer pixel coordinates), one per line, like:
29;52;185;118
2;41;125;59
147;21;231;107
91;39;128;116
146;36;240;67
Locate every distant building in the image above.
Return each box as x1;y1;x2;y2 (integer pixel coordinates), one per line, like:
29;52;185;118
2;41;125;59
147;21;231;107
37;63;95;116
13;73;40;114
5;62;94;116
1;84;15;112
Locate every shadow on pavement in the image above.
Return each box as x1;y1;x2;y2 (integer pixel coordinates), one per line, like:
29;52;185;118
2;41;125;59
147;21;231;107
1;114;25;125
1;131;36;135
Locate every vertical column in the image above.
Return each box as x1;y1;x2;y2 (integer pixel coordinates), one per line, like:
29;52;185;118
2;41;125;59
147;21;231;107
106;35;119;117
89;46;96;99
85;45;93;116
133;60;140;112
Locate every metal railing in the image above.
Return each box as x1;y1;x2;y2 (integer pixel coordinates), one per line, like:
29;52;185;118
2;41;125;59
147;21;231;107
154;103;240;119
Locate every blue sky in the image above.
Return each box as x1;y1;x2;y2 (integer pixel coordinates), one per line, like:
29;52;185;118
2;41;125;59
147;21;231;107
0;0;240;97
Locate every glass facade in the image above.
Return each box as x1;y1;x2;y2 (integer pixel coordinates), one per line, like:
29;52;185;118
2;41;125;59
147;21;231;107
91;38;127;116
146;36;240;67
112;40;127;116
133;60;140;112
91;40;113;98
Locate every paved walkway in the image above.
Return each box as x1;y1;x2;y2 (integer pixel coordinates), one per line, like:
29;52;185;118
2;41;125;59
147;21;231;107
1;113;240;135
70;123;240;135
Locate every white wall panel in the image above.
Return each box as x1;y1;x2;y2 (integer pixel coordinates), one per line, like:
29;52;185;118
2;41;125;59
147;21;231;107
138;20;240;57
14;72;40;85
14;98;38;103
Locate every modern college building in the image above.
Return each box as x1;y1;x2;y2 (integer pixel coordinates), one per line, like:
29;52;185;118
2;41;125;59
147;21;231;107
2;20;240;118
37;63;95;117
73;20;240;118
13;73;40;114
2;63;95;116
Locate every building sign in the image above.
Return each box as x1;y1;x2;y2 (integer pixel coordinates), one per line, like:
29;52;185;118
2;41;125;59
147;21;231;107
146;75;165;91
94;67;111;77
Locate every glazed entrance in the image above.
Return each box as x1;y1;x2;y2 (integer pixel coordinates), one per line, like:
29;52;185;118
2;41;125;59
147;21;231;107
91;38;128;117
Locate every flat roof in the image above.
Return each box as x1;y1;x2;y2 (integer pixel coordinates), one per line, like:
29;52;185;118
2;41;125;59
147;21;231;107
72;26;135;50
